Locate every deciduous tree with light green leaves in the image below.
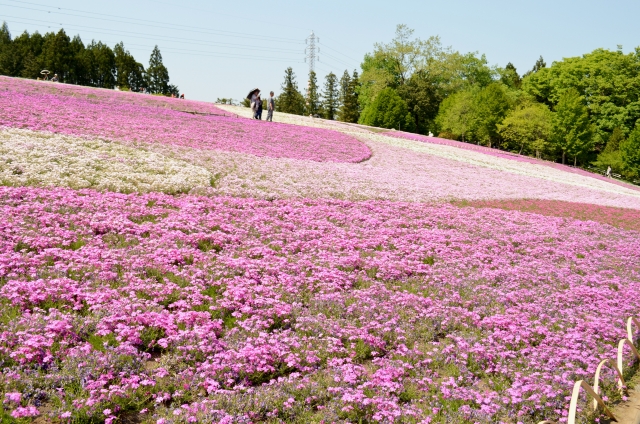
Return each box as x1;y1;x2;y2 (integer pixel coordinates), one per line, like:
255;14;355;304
472;83;511;148
435;88;476;142
551;88;594;165
498;103;552;157
592;127;626;176
522;48;640;138
359;87;415;131
621;124;640;178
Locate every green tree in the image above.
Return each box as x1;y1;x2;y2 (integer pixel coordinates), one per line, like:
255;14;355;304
604;127;625;153
472;83;511;148
322;72;339;120
14;31;45;79
114;42;145;91
305;70;321;116
359;87;415;131
621;124;640;178
277;67;305;115
83;41;116;88
358;24;443;112
552;88;594;165
435;89;475;142
522;55;546;78
498;103;552;157
522;48;640;138
41;29;73;82
146;45;171;94
397;70;441;135
500;62;521;89
339;70;360;123
592;128;626;176
0;22;14;76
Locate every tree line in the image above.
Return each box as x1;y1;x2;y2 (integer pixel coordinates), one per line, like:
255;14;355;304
276;25;640;181
0;22;178;95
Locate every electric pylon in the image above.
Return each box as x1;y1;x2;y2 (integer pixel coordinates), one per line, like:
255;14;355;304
304;31;319;74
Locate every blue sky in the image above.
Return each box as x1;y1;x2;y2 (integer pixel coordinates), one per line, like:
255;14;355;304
2;0;639;102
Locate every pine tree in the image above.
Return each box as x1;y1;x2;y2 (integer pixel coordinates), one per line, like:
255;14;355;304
114;42;145;91
146;45;171;94
501;62;521;88
523;56;547;78
339;70;360;123
277;67;305;115
306;70;321;116
0;22;12;75
41;29;73;82
322;72;339;120
339;70;350;108
532;56;546;72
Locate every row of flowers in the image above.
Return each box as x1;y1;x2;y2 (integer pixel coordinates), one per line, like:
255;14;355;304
0;186;639;422
0;128;212;194
0;77;372;164
216;105;640;208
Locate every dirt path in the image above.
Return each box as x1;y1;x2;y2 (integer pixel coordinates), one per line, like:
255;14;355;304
611;387;640;424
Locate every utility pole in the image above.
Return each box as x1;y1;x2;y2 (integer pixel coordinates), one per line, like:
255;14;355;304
304;31;319;74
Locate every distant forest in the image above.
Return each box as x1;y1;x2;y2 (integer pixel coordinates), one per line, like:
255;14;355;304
0;22;178;95
276;25;640;181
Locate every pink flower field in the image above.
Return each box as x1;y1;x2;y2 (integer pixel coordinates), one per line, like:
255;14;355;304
0;77;371;163
383;130;640;193
1;186;639;423
0;77;639;423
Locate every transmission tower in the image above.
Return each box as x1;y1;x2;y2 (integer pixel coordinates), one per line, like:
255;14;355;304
304;31;319;73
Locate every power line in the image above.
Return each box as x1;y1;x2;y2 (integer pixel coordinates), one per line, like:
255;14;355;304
3;16;303;55
3;19;302;63
1;0;304;44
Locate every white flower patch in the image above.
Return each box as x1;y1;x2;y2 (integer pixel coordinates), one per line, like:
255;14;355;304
0;128;212;194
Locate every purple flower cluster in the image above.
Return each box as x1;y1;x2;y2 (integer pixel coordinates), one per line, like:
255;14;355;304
1;186;638;422
0;77;371;163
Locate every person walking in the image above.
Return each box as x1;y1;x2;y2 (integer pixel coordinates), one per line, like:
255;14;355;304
266;91;275;121
256;96;263;120
606;165;612;177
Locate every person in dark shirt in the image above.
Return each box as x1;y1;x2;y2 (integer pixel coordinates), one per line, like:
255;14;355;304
256;96;263;120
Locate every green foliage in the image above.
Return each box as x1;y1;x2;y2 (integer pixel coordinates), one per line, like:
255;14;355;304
277;67;305;115
604;127;625;153
551;88;594;164
397;70;442;135
621;124;640;177
0;22;174;93
146;45;176;95
197;238;223;253
500;62;521;89
338;69;360;123
359;87;415;131
114;42;145;91
472;83;511;147
435;89;476;141
305;70;321;116
321;72;339;120
498;102;552;157
522;48;640;138
83;41;116;88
